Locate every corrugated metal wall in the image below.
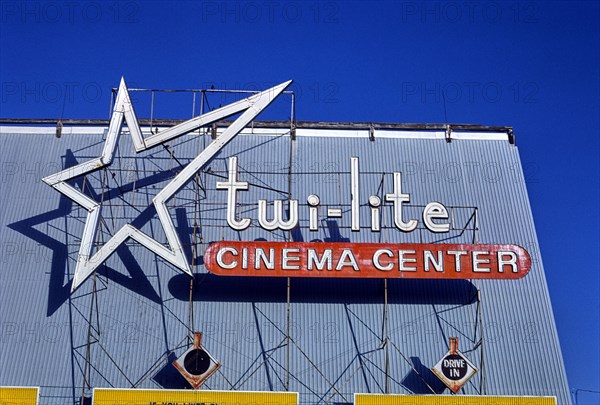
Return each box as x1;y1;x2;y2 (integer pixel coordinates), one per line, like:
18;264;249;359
0;125;570;404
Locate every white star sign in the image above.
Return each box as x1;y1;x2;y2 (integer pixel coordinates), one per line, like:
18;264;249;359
43;77;292;293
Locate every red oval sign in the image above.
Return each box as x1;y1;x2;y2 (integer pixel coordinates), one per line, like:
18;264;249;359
204;242;531;280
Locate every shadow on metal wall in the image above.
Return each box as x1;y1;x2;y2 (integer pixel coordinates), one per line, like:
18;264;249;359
7;149;179;316
168;274;478;306
169;218;478;306
400;357;447;394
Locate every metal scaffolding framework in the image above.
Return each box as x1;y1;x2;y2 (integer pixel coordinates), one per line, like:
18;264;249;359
35;83;490;405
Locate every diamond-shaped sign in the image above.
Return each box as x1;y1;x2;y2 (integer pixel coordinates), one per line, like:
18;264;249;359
431;337;477;393
173;332;221;389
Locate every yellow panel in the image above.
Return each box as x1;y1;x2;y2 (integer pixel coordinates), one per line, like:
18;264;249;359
93;388;298;405
354;394;557;405
0;387;39;405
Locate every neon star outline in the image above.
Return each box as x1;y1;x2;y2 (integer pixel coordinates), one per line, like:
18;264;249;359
43;77;292;292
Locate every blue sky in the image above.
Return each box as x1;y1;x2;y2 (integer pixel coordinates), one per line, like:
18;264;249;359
1;0;598;402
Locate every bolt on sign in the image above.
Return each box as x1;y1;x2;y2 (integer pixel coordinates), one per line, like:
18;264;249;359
0;387;39;405
431;337;477;393
91;388;298;405
354;394;557;405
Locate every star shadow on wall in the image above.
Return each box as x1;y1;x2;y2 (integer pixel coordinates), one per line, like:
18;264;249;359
8;149;162;316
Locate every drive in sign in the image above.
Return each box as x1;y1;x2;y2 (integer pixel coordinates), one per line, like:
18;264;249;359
204;241;531;279
432;337;477;393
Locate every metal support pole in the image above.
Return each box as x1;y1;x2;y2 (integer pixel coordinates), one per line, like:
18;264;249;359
474;206;486;393
291;92;295;125
150;90;155;134
200;90;205;117
109;89;115;120
474;207;479;243
285;111;294;392
81;168;108;404
384;279;390;394
286;277;291;391
191;92;196;118
478;288;487;394
188;173;200;340
290;92;296;140
81;274;96;405
199;90;206;151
